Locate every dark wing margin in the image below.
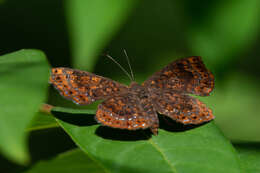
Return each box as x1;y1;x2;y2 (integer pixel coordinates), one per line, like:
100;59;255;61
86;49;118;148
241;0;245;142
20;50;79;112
96;93;159;135
50;67;128;105
143;56;214;96
151;90;214;124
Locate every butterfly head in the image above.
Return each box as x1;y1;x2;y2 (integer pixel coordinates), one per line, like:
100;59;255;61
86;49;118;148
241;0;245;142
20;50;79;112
129;81;140;89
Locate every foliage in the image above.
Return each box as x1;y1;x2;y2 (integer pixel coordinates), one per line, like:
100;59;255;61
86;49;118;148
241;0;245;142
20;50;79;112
0;50;49;164
0;0;260;173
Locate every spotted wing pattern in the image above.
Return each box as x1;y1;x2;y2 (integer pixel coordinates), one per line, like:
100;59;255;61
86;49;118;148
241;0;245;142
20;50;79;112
143;56;214;96
50;67;128;105
151;90;214;124
50;56;215;135
96;92;159;135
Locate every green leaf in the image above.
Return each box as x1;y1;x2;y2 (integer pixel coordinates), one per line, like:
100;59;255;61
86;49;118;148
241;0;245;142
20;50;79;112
66;0;138;70
24;149;105;173
189;0;260;67
27;107;95;131
235;143;260;173
54;108;242;173
0;49;49;164
52;106;95;115
27;112;58;131
0;0;5;5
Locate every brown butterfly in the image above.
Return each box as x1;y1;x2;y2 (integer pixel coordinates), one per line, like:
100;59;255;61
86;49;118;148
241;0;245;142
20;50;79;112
50;56;214;135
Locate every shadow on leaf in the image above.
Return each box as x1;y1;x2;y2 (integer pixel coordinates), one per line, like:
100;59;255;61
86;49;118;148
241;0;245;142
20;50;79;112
52;109;211;140
234;142;260;151
51;110;97;126
158;114;211;132
95;126;152;141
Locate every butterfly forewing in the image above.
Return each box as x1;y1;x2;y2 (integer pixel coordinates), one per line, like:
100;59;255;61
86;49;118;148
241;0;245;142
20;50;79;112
50;67;128;105
96;92;159;135
143;56;214;96
151;90;214;124
50;56;215;135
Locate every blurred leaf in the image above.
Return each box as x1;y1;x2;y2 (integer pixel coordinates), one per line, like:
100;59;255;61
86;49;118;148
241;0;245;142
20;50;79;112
200;73;260;142
0;0;5;5
54;109;242;173
235;143;260;173
0;49;49;164
27;112;58;131
24;149;104;173
189;0;260;67
66;0;138;70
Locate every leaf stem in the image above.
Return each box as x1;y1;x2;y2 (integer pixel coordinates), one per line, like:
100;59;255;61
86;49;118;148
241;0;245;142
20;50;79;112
40;104;54;114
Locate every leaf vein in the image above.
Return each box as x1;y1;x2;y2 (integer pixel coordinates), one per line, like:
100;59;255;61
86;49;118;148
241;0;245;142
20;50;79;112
148;139;178;173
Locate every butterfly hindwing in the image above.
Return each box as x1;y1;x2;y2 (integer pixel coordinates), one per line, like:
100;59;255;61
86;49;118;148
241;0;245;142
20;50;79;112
96;92;159;135
50;56;215;135
143;56;214;96
50;67;128;105
151;90;214;124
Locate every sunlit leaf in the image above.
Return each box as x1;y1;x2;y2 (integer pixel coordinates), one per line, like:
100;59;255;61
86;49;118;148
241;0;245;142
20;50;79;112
52;107;242;173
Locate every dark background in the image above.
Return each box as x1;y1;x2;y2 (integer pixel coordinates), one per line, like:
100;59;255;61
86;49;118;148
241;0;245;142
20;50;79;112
0;0;260;172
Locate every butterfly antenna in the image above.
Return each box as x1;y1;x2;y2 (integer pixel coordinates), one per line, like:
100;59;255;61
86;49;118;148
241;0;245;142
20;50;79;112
104;53;133;81
123;49;135;81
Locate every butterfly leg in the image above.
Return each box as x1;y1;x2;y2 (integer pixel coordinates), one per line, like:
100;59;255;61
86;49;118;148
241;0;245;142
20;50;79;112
150;119;159;135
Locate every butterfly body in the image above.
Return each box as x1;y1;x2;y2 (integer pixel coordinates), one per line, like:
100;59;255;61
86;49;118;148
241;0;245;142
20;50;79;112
50;56;214;135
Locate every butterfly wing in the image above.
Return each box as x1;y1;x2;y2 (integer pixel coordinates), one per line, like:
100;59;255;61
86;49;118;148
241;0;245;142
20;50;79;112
96;92;159;135
50;67;128;105
143;56;214;96
151;90;214;124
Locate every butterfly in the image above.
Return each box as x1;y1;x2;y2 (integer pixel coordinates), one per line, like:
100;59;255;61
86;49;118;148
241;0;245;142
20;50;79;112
50;56;214;135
